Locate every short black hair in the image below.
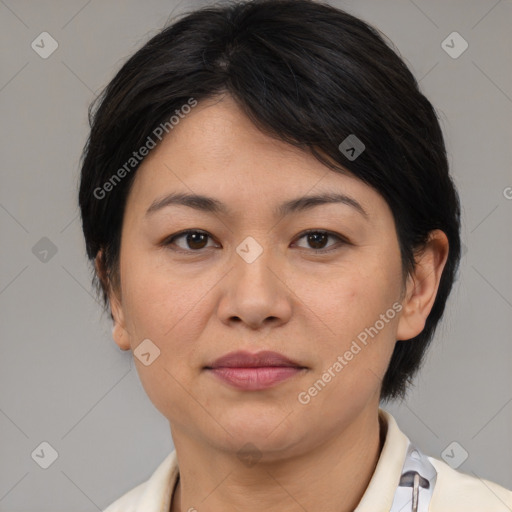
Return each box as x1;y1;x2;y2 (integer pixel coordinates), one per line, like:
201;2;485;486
78;0;462;403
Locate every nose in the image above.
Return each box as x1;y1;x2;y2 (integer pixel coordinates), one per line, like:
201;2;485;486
217;240;293;331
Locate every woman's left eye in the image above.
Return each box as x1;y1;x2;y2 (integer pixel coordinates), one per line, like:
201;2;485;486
293;230;346;252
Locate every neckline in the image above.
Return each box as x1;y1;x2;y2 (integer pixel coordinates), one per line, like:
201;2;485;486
169;409;390;512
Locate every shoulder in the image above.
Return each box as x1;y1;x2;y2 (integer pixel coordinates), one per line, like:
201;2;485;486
102;481;147;512
102;450;178;512
379;408;512;512
428;456;512;511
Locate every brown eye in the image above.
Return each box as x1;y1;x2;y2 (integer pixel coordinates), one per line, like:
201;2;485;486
165;230;216;251
294;230;346;252
306;232;329;249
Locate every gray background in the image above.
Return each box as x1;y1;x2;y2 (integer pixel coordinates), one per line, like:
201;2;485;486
1;0;511;510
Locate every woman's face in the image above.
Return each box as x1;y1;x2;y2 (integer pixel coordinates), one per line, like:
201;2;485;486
106;94;420;457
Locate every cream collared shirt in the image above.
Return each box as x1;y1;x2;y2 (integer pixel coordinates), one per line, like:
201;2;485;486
103;408;512;511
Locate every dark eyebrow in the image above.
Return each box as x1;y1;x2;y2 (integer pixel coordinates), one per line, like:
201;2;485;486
145;191;369;219
276;192;368;219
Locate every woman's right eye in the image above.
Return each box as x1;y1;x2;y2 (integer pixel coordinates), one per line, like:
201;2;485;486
164;230;218;252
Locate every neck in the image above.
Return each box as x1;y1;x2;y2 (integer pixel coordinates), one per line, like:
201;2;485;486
170;406;385;512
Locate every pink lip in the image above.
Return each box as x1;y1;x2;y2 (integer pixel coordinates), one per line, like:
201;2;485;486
204;350;307;390
208;367;305;390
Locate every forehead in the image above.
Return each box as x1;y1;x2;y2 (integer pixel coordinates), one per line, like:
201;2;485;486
138;95;341;180
125;95;388;221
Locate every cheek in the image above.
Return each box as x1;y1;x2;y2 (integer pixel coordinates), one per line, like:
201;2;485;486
121;260;218;403
300;258;401;365
121;263;209;417
302;267;382;336
121;250;204;338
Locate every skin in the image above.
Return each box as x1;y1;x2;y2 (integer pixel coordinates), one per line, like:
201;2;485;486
97;94;449;512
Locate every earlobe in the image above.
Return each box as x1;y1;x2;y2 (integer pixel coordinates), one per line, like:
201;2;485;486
111;322;131;351
396;230;449;341
95;250;131;351
395;277;425;341
108;282;132;351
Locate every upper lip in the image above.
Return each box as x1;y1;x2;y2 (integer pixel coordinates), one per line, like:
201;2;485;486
205;350;305;369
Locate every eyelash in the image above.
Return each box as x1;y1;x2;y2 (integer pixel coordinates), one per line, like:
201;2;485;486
162;229;349;254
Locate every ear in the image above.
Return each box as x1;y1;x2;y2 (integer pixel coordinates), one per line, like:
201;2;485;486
95;250;131;351
396;229;450;341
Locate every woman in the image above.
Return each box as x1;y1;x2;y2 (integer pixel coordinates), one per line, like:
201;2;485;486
78;0;512;510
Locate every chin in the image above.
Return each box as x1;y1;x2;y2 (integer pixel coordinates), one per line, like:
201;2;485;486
213;409;302;451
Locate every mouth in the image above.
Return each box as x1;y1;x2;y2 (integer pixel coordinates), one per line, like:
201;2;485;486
204;350;307;391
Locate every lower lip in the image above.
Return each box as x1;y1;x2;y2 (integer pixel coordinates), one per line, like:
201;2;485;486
206;367;304;390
